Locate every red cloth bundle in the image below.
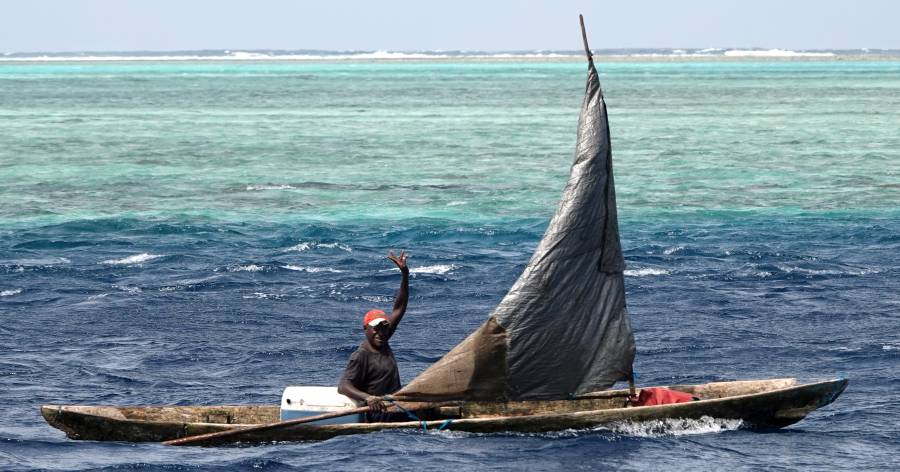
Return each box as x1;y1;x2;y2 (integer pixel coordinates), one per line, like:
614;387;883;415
633;387;696;406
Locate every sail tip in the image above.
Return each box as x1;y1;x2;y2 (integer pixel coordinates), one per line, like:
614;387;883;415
579;15;593;61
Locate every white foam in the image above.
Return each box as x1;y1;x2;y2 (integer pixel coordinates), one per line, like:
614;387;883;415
776;264;881;276
113;284;142;293
724;49;835;57
318;242;352;252
663;246;684;255
284;241;352;252
883;344;900;351
624;268;669;277
245;184;295;191
411;264;458;275
15;257;72;266
282;265;343;273
229;264;265;272
601;416;744;437
0;50;580;63
228;51;272;59
1;288;22;297
101;253;162;265
243;292;285;300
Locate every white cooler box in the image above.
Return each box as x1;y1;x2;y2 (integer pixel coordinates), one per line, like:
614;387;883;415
280;386;364;424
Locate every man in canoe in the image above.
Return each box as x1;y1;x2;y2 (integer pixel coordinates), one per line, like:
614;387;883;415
338;250;409;422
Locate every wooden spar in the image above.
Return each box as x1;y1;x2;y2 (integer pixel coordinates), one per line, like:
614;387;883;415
579;14;593;60
163;400;448;446
163;406;371;446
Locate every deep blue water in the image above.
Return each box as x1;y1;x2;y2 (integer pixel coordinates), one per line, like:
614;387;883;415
1;59;899;470
2;214;898;470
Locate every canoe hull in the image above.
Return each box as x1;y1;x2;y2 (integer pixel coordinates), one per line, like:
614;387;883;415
41;378;847;444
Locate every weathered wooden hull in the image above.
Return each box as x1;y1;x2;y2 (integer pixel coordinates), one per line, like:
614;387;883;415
41;378;847;445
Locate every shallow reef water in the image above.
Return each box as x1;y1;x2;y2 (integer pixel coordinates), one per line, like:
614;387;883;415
1;59;898;471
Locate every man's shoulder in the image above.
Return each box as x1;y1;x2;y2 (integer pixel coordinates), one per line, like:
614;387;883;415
348;345;367;360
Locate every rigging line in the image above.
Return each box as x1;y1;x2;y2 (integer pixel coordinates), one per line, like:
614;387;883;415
385;398;429;431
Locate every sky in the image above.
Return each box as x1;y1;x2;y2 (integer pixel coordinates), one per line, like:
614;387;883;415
2;0;898;53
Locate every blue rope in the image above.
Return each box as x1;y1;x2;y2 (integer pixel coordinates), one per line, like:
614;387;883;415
385;397;428;431
438;419;453;430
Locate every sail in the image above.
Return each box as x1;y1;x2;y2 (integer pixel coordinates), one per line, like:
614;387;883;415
396;59;635;401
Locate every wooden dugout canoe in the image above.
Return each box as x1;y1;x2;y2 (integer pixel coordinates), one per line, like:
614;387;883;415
41;378;847;445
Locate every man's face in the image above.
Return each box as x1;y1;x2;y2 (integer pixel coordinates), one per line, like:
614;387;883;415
365;321;390;349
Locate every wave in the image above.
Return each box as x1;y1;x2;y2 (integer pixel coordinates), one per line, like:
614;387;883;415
410;264;458;275
624;268;669;277
428;416;744;440
158;275;222;292
600;416;745;437
228;264;266;272
1;288;22;297
112;284;142;293
12;257;71;266
245;184;295;191
1;48;875;63
663;246;685;255
284;241;352;252
101;253;162;265
282;264;343;273
723;49;836;57
774;264;882;277
243;292;285;300
0;50;578;62
360;295;392;303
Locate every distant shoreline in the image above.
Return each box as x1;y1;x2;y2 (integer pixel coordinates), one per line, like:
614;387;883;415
3;56;900;64
2;49;900;63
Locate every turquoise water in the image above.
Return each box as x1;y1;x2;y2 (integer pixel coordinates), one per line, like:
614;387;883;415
3;61;898;227
2;60;899;470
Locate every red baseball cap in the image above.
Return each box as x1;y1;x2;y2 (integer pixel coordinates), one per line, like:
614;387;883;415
363;309;388;328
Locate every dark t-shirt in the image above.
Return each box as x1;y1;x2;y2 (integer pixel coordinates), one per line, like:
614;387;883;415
341;344;401;396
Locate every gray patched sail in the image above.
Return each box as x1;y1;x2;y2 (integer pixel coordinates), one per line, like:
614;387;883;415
396;58;635;401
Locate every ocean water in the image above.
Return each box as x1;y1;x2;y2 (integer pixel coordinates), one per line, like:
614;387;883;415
1;57;899;471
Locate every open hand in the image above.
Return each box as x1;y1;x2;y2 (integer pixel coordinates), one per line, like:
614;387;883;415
387;250;409;274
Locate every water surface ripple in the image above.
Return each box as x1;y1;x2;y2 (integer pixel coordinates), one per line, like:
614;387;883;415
1;60;898;471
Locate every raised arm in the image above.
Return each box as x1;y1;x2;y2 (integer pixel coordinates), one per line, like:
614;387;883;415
385;250;409;337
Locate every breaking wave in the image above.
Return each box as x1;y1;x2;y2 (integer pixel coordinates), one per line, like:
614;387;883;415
101;253;162;265
243;292;285;300
723;49;836;57
228;264;266;272
245;184;295;191
600;416;745;437
284;241;352;252
1;288;22;297
282;265;343;273
624;268;669;277
410;264;458;275
1;48;873;63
